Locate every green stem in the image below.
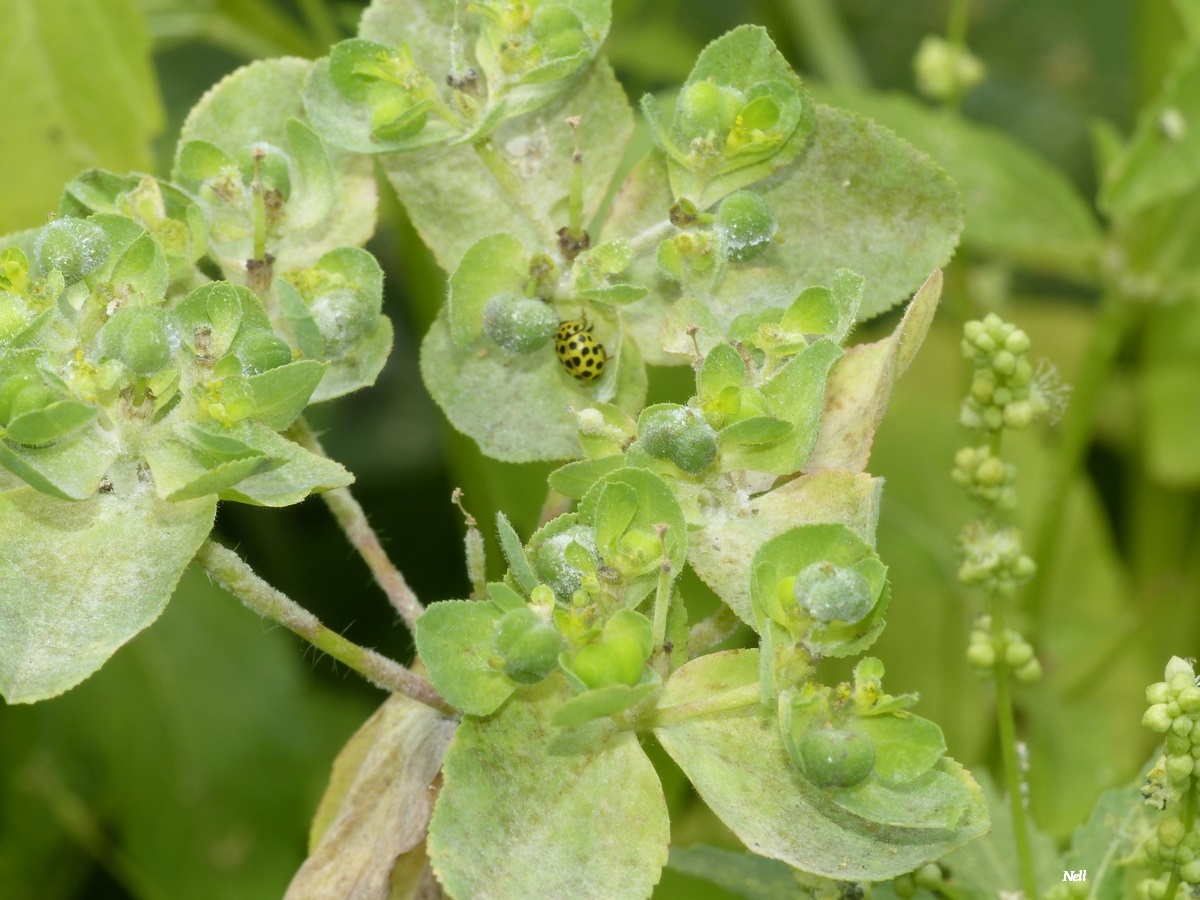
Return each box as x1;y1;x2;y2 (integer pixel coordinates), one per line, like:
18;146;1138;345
784;0;870;89
947;0;970;48
651;557;674;658
1027;292;1138;625
624;218;676;259
990;591;1039;900
195;540;454;715
22;762;163;900
294;0;340;50
1165;780;1198;898
652;683;762;728
215;0;317;58
288;418;425;632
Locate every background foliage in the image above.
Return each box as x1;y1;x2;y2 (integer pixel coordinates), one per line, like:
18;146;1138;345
0;0;1187;896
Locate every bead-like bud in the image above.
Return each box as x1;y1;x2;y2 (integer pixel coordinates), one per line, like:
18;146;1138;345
1144;704;1174;733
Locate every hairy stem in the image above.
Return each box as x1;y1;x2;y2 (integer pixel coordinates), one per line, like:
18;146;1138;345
784;0;870;89
289;418;425;632
990;590;1039;900
196;540;453;715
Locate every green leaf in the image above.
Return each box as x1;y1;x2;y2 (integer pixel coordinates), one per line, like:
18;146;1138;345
0;420;119;500
420;308;647;463
384;58;634;271
551;674;659;727
1101;45;1200;216
547;455;626;499
174;58;376;278
941;771;1065;897
855;714;947;786
654;650;987;881
447;233;529;347
659;103;962;345
828;760;972;830
497;511;539;594
0;483;216;703
414;600;512;716
247;359;327;431
0;566;370;896
1055;779;1145;900
579;467;688;602
429;676;669;898
820;89;1100;281
688;470;881;626
0;0;163;232
288;694;457;898
806;269;943;472
722;339;842;475
666;846;800;900
218;425;353;507
4;399;96;446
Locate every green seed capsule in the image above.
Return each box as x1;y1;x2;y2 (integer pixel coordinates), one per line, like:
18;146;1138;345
494;607;563;685
483;293;558;355
235;330;293;375
797;725;875;788
714;191;778;262
34;218;109;284
571;634;646;689
792;561;874;624
638;407;718;475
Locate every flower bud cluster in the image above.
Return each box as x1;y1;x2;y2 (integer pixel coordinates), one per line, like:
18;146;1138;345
1130;659;1200;897
914;35;986;103
1142;658;1200;788
952;444;1018;510
965;616;1041;682
957;521;1036;597
960;314;1046;432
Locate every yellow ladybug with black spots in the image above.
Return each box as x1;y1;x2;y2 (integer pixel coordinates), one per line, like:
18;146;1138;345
554;316;607;382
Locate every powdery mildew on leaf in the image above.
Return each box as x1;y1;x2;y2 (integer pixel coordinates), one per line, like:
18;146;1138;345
0;482;216;703
428;676;669;899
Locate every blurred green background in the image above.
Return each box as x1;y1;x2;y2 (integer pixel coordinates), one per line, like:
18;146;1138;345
0;0;1187;896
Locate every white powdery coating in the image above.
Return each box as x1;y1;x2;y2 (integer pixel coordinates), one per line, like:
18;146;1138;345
538;526;598;599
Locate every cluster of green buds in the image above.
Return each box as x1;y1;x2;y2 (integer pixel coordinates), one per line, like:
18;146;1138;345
951;444;1018;510
960;314;1046;432
966;616;1041;682
913;35;986;103
1134;658;1200;898
957;521;1036;597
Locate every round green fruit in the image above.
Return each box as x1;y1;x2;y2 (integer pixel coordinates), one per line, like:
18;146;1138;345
798;725;876;788
494;607;563;685
483;293;558;355
34;218;109;284
715;191;777;262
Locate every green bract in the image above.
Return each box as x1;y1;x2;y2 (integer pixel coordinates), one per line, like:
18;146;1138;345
641;26;816;209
